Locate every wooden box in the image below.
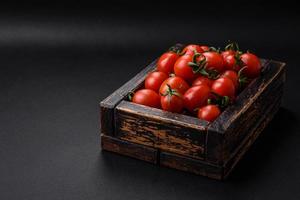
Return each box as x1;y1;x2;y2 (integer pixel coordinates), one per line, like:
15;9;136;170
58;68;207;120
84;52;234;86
99;45;286;180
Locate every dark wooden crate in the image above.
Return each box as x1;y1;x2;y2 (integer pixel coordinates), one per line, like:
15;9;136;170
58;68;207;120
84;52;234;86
99;47;286;180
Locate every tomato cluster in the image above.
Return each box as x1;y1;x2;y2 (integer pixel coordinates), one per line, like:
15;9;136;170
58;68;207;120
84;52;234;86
130;43;261;122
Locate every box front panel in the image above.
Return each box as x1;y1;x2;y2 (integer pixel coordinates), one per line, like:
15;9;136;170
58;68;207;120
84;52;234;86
114;101;208;160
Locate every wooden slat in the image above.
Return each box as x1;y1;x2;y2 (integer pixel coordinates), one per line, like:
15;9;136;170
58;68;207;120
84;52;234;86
115;101;208;160
206;60;286;165
223;90;283;178
101;134;158;163
160;151;224;180
100;59;157;135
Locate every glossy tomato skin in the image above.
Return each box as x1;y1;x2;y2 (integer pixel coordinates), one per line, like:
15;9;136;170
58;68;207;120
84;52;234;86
192;76;213;87
161;93;184;113
221;70;238;89
203;52;224;73
174;55;198;81
145;71;168;92
198;105;221;122
159;76;189;96
211;77;235;98
157;52;179;74
221;50;235;59
200;45;210;52
240;53;261;78
183;44;204;55
183;85;211;113
132;89;160;108
223;54;241;71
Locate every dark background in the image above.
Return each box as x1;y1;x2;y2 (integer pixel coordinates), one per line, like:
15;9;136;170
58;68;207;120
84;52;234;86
1;2;300;200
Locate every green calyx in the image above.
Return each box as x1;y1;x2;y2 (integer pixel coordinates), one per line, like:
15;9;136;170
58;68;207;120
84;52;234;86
161;84;181;98
127;91;134;101
225;41;240;51
238;66;249;89
208;92;230;108
188;52;220;79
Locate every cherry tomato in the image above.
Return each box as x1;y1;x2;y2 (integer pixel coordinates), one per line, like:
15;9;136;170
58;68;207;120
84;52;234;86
183;85;211;113
221;50;235;59
192;76;213;87
183;44;204;55
174;55;198;81
240;53;261;78
200;45;210;52
132;89;160;108
198;105;221;122
145;71;168;92
159;76;189;96
160;85;184;113
211;77;235;98
157;52;179;74
202;52;224;73
221;70;238;89
223;54;242;71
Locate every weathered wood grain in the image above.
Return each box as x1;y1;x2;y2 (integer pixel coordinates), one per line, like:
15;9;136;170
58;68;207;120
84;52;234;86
223;90;283;178
115;101;208;160
100;43;184;136
101;134;158;163
206;60;286;165
160;151;223;180
100;59;157;136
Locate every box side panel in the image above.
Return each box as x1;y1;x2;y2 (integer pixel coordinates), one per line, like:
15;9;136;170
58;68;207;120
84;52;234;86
101;134;158;164
115;101;208;160
206;60;286;165
100;59;157;135
160;151;223;180
223;88;283;178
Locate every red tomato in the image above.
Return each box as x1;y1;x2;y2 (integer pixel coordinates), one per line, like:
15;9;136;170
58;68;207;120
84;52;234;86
174;55;198;81
221;50;235;59
183;85;211;113
223;54;242;71
240;53;261;78
211;77;235;98
145;71;168;92
198;105;221;122
132;89;160;108
192;76;213;87
183;44;204;55
200;45;210;52
160;86;184;113
159;76;189;96
221;70;238;89
202;52;224;73
157;52;179;74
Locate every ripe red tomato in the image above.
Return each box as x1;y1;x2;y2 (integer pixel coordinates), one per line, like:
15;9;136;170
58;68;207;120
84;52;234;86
240;53;261;78
192;76;213;87
223;54;242;71
211;77;235;98
174;55;198;81
145;71;168;92
157;52;179;74
183;44;204;55
200;45;210;52
221;70;238;89
202;52;224;73
160;86;184;113
221;50;235;59
159;76;189;96
132;89;160;108
198;105;221;122
183;85;211;113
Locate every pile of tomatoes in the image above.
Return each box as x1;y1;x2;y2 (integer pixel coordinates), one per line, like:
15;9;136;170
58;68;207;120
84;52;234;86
130;43;261;122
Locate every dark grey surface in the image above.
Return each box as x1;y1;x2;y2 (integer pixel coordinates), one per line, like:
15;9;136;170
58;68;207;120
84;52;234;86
1;3;300;200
